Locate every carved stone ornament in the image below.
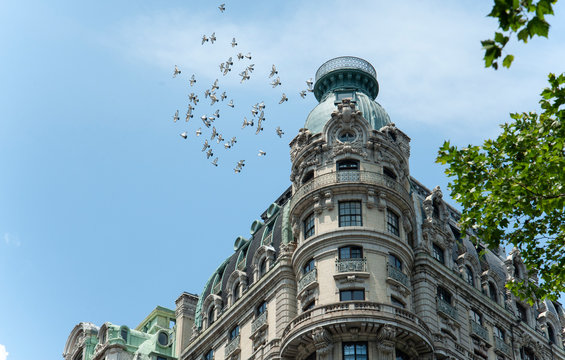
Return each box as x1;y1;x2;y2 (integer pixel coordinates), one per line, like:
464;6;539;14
312;327;333;355
375;324;396;342
331;142;368;160
290;128;312;162
330;98;362;131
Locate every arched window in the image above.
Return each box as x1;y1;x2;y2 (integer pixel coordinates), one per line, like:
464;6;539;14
465;266;474;287
259;258;267;276
489;282;498;302
548;324;556;344
120;328;128;342
303;258;315;274
208;306;215;326
232;281;241;303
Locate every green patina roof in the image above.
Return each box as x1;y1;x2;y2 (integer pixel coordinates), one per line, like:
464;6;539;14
305;56;391;134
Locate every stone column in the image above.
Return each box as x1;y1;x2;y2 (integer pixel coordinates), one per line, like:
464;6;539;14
175;292;199;358
275;242;298;338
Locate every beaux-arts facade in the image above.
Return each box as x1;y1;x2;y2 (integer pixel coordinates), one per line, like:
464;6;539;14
64;57;565;360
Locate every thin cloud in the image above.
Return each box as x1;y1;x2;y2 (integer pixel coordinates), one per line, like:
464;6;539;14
4;233;20;247
0;344;8;360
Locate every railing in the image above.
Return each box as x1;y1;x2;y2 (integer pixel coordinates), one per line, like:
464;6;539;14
225;335;240;357
291;170;409;208
387;264;409;287
436;298;457;319
470;320;489;342
298;268;317;292
494;336;511;356
282;301;431;339
251;311;268;334
336;258;367;272
315;56;377;81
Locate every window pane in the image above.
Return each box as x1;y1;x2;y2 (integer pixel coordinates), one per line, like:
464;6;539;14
339;201;362;227
304;213;315;239
340;291;352;301
352;290;365;300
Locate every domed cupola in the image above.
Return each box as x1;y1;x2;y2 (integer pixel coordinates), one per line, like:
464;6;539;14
305;56;391;133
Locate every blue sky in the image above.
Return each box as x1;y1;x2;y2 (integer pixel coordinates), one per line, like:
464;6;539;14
1;1;564;359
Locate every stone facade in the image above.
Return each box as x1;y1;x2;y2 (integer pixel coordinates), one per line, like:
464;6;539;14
64;57;565;360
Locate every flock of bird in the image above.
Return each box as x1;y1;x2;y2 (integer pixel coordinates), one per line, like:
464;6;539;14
169;3;314;173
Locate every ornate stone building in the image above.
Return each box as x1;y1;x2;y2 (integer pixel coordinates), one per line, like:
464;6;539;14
64;57;565;360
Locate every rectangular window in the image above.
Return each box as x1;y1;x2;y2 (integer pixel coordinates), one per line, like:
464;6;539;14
387;210;400;236
432;243;445;264
229;325;239;340
204;350;213;360
470;309;482;324
339;246;363;259
516;302;528;323
437;286;452;304
343;341;368;360
340;289;365;301
339;201;362;227
304;213;315;239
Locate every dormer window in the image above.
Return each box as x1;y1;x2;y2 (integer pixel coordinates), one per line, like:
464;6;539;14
336;91;354;102
338;131;356;142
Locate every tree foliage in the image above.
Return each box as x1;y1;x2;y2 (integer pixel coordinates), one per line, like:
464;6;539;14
437;73;565;303
482;0;557;69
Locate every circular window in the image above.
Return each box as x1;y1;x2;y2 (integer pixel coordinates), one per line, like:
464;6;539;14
158;332;169;346
338;131;356;142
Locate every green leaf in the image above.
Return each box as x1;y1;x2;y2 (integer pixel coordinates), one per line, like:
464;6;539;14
503;54;515;68
527;16;550;38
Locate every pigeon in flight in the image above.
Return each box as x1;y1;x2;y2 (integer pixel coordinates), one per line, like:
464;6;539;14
236;160;245;168
258;150;266;156
224;142;231;149
245;52;252;60
210;94;219;105
240;70;250;83
269;65;278;78
211;79;219;91
306;78;314;90
220;91;227;101
213;109;220;118
258;111;265;123
242;117;251;128
217;134;224;143
206;148;214;159
258;101;265;110
211;157;219;166
196;128;202;136
300;90;307;98
276;126;284;138
231;37;238;47
189;74;196;86
211;127;217;140
246;64;255;73
185;108;193;121
218;3;225;12
180;131;188;139
202;35;209;44
255;122;263;135
279;93;288;104
202;140;210;152
227;99;234;108
271;77;281;88
204;89;210;98
173;110;180;122
234;168;241;174
237;52;244;60
173;65;181;78
210;32;217;44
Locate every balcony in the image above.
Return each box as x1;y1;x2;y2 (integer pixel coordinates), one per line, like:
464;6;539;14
470;320;489;343
387;264;409;287
291;170;409;208
336;258;367;273
251;311;268;334
298;268;317;293
225;335;240;358
494;336;511;356
436;298;457;320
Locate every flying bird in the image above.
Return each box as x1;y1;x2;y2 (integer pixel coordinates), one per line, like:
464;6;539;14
204;89;211;98
202;35;209;44
276;126;284;138
236;160;245;168
269;65;278;78
213;109;220;118
271;77;281;88
173;65;181;78
211;79;219;91
242;117;252;128
185;108;193;121
237;52;244;60
246;64;255;73
255;123;263;135
211;127;217;140
227;99;234;108
258;101;265;110
279;93;288;104
180;131;188;139
306;78;314;89
173;110;179;122
234;168;240;174
220;91;227;101
258;150;266;156
226;57;234;66
196;128;202;136
210;32;216;44
230;136;237;146
210;94;219;105
224;142;231;149
258;111;265;122
300;90;307;98
211;157;219;166
218;3;225;12
231;37;238;47
217;134;224;143
240;70;250;83
206;148;214;159
189;74;196;86
245;52;252;60
202;140;210;152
